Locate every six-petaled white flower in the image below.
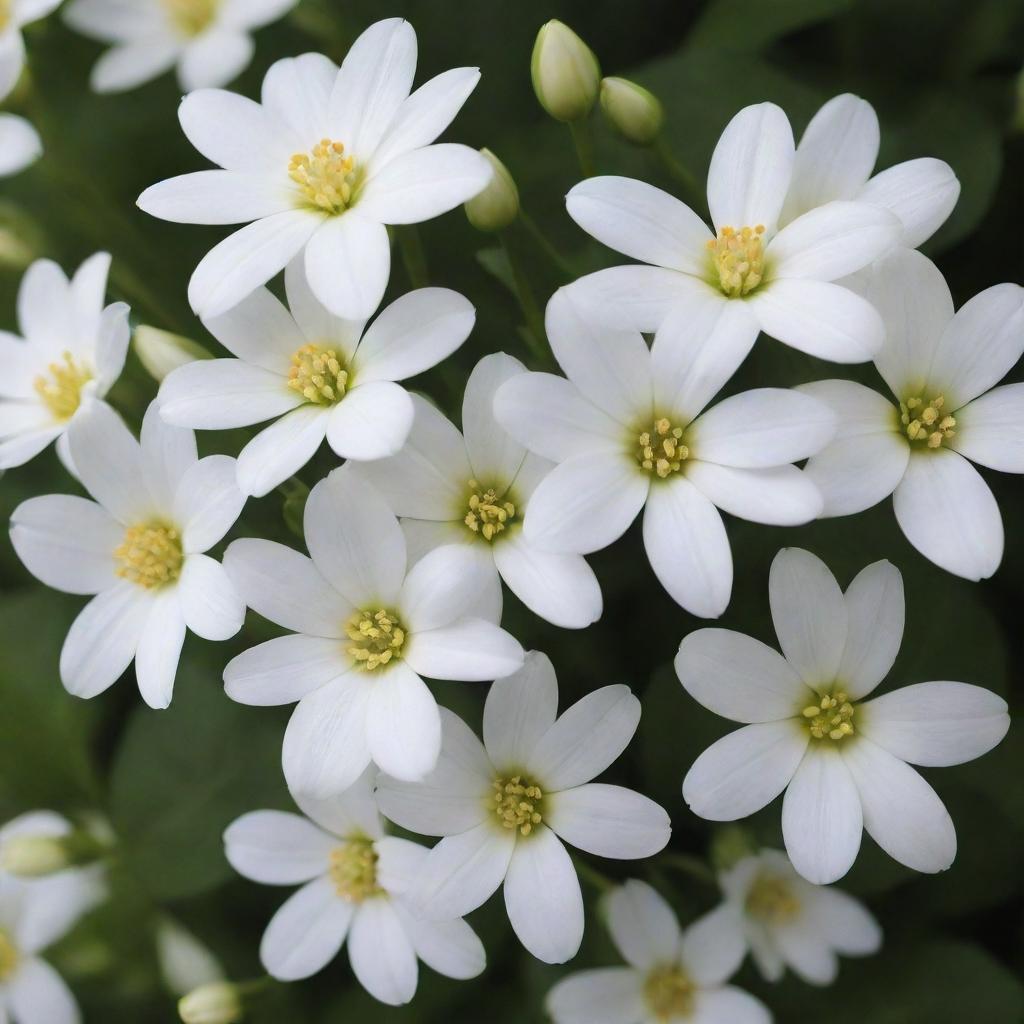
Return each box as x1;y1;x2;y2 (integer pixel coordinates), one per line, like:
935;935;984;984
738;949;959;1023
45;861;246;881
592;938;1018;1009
565;101;900;362
678;548;1010;884
224;770;484;1006
137;18;490;320
546;879;770;1024
801;248;1024;581
158;259;475;497
10;402;246;709
376;651;672;964
494;287;835;617
352;352;603;629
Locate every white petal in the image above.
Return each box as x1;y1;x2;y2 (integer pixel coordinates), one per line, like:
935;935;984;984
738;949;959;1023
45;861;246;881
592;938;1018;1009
838;559;904;700
236;405;329;498
0;423;62;470
773;919;839;985
327;381;416;463
420;823;515;918
546;783;670;859
224;810;336;884
371;834;427;894
139;402;197;513
566;264;697;334
284;257;362;359
201;286;304;372
604;879;681;969
680;903;747;986
93;301;130;395
482;650;558;770
893;449;1003;581
347;899;418;1006
399;544;493;633
804;886;881;956
91;36;180;93
366;663;441;782
953;382;1024;472
135;589;186;709
17;258;73;351
691;988;771;1024
178;29;254;93
261;53;336;142
857;157;960;249
224;635;348;707
686;462;823;526
178;553;244;641
462;351;528;485
0;114;41;177
404;618;523;682
294;765;383;840
175;455;245;553
136;170;294;225
402;910;485;981
546;968;645;1024
304;213;390;321
5;957;80;1024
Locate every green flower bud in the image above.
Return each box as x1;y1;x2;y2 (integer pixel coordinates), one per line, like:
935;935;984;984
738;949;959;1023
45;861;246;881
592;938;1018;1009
531;20;600;122
178;982;244;1024
465;149;519;232
0;835;71;877
134;326;212;383
600;77;664;146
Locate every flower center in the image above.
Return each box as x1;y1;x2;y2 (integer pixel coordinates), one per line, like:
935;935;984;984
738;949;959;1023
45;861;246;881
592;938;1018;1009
163;0;217;36
643;965;695;1021
33;351;92;422
287;343;349;405
0;929;19;982
345;608;406;671
463;480;516;541
707;225;766;298
329;838;383;902
289;140;361;215
637;418;689;478
802;690;855;742
745;873;800;924
492;775;544;837
115;523;184;589
0;0;10;31
899;394;956;450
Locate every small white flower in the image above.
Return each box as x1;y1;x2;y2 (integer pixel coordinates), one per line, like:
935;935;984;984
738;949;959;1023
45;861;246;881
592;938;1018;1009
565;102;901;362
158;260;475;497
352;352;602;629
546;879;769;1024
717;848;881;985
156;918;224;998
376;651;672;964
10;402;247;709
224;770;485;1006
63;0;299;94
0;254;129;471
493;286;835;618
223;466;524;797
0;114;41;178
0;0;61;97
678;548;1010;884
801;248;1024;581
137;18;490;321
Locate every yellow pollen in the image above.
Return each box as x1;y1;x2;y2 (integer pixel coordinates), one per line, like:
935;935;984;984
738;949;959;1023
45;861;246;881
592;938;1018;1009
707;224;766;297
289;139;360;214
163;0;218;36
464;480;516;542
492;775;544;837
288;344;349;405
115;523;184;589
802;691;855;742
643;965;695;1021
900;393;956;449
328;838;383;902
0;0;10;31
638;417;689;478
745;874;800;924
33;351;92;422
0;929;19;981
345;608;406;671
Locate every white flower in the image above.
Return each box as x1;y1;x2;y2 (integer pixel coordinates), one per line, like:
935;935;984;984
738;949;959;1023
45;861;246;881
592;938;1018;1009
9;402;246;709
224;770;485;1006
0;0;61;98
0;114;41;178
493;287;835;618
801;248;1024;581
779;93;959;248
376;651;672;964
546;879;769;1024
678;548;1010;884
137;18;490;321
222;466;524;797
63;0;298;94
716;848;881;985
0;254;129;471
158;260;474;497
352;352;602;629
565;102;901;362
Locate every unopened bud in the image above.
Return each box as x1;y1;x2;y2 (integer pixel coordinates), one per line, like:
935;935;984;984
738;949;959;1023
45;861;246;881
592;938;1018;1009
1;835;71;877
465;149;519;232
600;77;663;146
178;982;243;1024
531;20;600;122
134;326;212;382
709;824;755;873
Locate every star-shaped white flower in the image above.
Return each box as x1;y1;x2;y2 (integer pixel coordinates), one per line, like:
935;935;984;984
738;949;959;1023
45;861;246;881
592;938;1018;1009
158;259;475;497
223;466;524;797
565;101;901;362
801;247;1024;580
224;770;484;1007
10;402;246;709
493;286;835;618
0;255;129;471
0;0;61;98
679;548;1010;884
137;18;490;321
376;651;672;964
64;0;299;94
546;879;769;1024
352;352;602;630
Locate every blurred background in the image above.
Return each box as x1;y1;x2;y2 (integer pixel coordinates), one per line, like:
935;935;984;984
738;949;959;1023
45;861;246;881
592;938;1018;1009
3;0;1024;1020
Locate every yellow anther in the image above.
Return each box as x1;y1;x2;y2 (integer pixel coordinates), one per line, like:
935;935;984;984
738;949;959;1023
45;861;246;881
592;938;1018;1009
802;690;855;742
492;775;544;837
0;929;18;981
0;0;10;31
637;417;688;478
163;0;218;36
900;393;956;450
463;480;517;542
289;139;361;214
345;608;406;671
643;965;695;1021
33;351;92;422
329;839;383;902
745;873;801;924
115;523;184;589
707;224;766;298
288;344;348;405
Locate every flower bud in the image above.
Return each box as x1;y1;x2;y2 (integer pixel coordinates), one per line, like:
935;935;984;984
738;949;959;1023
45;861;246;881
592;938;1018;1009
0;835;72;877
600;77;664;146
465;149;519;232
134;326;212;383
531;21;600;122
178;982;243;1024
709;824;755;873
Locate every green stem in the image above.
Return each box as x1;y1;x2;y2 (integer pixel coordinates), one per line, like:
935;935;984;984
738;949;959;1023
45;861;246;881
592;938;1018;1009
499;232;549;366
652;138;704;212
397;227;430;289
568;119;596;178
519;210;576;280
658;852;718;887
574;858;616;893
236;976;275;998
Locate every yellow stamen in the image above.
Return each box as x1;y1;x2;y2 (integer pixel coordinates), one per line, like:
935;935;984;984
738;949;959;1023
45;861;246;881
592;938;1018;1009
463;480;517;542
329;839;383;902
289;139;361;214
707;224;766;297
0;0;10;31
287;344;349;405
163;0;218;36
345;608;406;671
802;690;855;742
115;523;184;589
637;417;689;478
899;393;956;449
492;775;544;837
0;929;19;981
745;873;800;924
643;965;696;1021
33;351;92;422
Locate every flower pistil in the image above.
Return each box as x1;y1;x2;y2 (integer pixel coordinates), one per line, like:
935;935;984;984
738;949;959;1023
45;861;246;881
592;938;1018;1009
115;523;184;589
345;609;406;671
289;140;361;215
707;225;766;297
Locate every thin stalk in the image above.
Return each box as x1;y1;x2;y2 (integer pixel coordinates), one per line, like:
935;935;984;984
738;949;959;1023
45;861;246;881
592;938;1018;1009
575;858;616;893
397;226;430;289
652;137;704;212
659;852;718;887
519;209;576;280
568;119;596;178
499;232;549;366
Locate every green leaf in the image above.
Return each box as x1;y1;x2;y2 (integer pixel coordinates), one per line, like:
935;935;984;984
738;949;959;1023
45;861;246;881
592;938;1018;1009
685;0;853;53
